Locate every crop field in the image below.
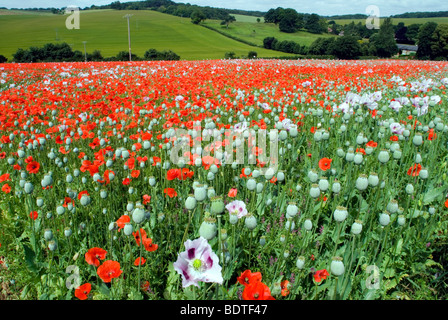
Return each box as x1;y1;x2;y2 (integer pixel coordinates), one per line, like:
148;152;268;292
0;58;447;301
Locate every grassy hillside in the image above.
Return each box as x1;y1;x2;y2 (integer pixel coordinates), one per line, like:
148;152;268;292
332;16;448;26
203;19;336;47
0;9;291;60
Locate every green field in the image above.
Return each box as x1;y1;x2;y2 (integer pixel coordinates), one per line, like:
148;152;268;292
203;19;336;48
0;9;291;60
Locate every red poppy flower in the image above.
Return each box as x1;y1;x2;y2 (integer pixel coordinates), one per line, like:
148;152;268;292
122;177;131;185
26;161;40;174
407;164;422;176
77;190;89;200
134;257;146;266
85;247;107;267
142;237;158;252
142;194;151;205
313;269;329;283
1;183;11;194
97;260;122;283
242;281;275;300
164;188;177;198
166;168;180;181
237;270;262;286
116;214;131;231
445;198;448;208
0;173;10;182
366;140;377;148
133;228;147;246
228;188;237;198
281;280;290;297
131;170;140;178
428;128;437;141
29;211;38;220
318;158;332;171
63;197;75;208
75;283;91;300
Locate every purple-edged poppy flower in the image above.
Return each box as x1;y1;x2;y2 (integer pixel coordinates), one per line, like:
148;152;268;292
225;200;248;219
173;237;223;288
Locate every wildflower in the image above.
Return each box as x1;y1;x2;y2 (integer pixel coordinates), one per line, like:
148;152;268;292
134;257;146;266
225;200;248;219
97;260;123;283
407;164;422;176
237;269;262;286
75;283;91;300
164;188;177;198
1;183;11;194
173;237;223;288
85;247;107;267
318;158;332;171
313;269;329;283
29;211;38;220
242;281;275;300
26;161;40;174
116;214;131;232
142;194;151;205
281;280;290;297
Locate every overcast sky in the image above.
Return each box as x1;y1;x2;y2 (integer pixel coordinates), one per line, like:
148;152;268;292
2;0;448;16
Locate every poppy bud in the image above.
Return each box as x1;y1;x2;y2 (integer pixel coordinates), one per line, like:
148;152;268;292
309;184;320;199
48;240;57;252
355;174;368;191
194;184;207;201
220;229;228;241
148;176;156;186
259;236;266;246
229;212;238;225
286;202;298;218
80;194;91;206
44;229;53;241
353;153;363;165
304;219;312;231
330;257;345;276
158;212;165;223
378;149;390;164
397;215;406;226
307;169;318;183
207;187;216;198
277;171;285;182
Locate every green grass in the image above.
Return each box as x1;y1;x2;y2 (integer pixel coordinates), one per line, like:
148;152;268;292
203;19;336;48
333;16;448;26
232;14;264;23
0;10;291;61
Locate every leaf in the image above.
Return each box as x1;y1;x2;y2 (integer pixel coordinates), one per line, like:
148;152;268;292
364;289;379;300
394;238;403;255
98;282;111;297
22;243;40;274
423;186;447;205
163;262;180;300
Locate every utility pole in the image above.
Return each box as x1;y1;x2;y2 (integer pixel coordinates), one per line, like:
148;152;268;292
123;14;133;61
82;41;87;62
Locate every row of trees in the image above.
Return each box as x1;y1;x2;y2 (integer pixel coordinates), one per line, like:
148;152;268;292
416;22;448;60
9;43;180;63
264;7;327;34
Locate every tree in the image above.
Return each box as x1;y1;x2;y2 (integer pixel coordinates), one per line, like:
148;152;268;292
305;13;324;34
248;51;257;59
263;37;278;49
264;7;284;24
191;9;206;24
0;54;7;63
369;17;398;57
430;24;448;60
405;24;421;44
220;15;236;29
330;36;362;59
308;37;336;55
416;22;438;59
278;8;303;33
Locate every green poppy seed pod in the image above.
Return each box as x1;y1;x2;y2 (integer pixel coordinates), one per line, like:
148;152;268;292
100;189;108;199
313;130;322;142
194;185;207;201
330;257;345;276
279;234;286;242
210;196;225;215
414;153;422;163
277;171;285;182
283;250;290;258
379;212;390;226
44;229;53;241
220;229;228;241
64;227;72;237
378;149;390;164
318;177;329;192
207;187;216;198
256;182;264;194
207;172;215;181
345;150;355;162
419;168;428;179
397;215;406;226
184;194;197;211
332;180;341;194
387;200;398;214
199;217;217;240
296;184;302;192
24;181;34;194
246;178;256;191
123;223;133;236
264;167;275;180
429;206;435;215
304;219;313;231
355;174;369;191
289;127;298;137
412;133;423;146
148;176;156;186
229;212;238;225
405;183;414;195
351;220;363;235
126;201;134;212
66;174;73;183
80;195;91;206
132;205;146;224
48;240;57;252
245;214;257;230
259;236;266;246
296;256;305;269
334;206;348;222
336;147;345;158
286;202;298;218
307;169;318;183
368;172;379;187
279;130;288;141
158;212;165;223
56;205;65;215
309;184;321;199
285;218;295;231
36;197;44;207
353;152;363;165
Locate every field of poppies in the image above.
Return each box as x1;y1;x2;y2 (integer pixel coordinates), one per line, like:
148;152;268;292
0;59;447;300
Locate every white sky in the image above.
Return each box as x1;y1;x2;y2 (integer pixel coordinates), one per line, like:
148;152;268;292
2;0;448;16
